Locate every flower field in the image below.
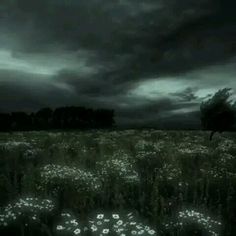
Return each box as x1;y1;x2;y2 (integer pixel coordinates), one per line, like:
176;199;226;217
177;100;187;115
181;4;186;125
0;130;235;236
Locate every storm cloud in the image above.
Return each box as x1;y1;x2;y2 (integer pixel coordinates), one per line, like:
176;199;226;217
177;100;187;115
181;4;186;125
0;0;236;128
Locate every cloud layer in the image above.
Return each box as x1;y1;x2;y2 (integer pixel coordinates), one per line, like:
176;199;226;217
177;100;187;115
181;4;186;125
0;0;236;128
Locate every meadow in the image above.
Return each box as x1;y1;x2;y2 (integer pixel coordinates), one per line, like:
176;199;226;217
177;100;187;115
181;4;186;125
0;130;235;236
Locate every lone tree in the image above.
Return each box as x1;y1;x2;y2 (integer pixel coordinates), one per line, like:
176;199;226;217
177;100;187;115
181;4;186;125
200;88;236;140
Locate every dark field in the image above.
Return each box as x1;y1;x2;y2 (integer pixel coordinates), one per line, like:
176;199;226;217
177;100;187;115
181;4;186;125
0;130;235;236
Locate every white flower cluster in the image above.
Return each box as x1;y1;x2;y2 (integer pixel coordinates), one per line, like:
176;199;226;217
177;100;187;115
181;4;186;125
218;153;235;165
55;142;71;151
0;197;55;227
56;211;82;235
112;129;136;136
0;141;32;152
178;143;209;156
88;212;157;235
156;163;182;181
134;140;154;151
40;164;102;193
97;158;140;184
152;141;166;153
135;150;158;162
216;139;236;152
96;136;117;146
178;209;221;236
200;167;236;180
111;150;133;161
48;132;61;138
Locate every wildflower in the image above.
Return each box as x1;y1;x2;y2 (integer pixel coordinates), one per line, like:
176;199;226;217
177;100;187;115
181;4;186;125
74;228;81;235
117;220;123;225
91;225;98;232
97;214;104;219
112;214;119;219
57;225;64;230
102;228;109;234
148;229;156;235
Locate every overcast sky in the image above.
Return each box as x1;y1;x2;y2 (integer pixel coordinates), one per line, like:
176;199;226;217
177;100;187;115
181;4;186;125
0;0;236;128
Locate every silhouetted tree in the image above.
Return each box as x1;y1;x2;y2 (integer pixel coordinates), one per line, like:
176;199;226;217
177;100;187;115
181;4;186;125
200;88;236;140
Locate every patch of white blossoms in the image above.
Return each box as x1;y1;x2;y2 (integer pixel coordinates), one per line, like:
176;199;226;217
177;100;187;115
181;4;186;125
216;139;236;153
200;167;236;180
177;209;221;236
135;150;159;162
152;141;166;153
88;212;157;235
40;164;102;194
178;143;209;156
0;141;32;152
97;158;140;184
134;140;154;152
218;153;235;165
156;163;182;181
0;197;55;227
55;211;83;235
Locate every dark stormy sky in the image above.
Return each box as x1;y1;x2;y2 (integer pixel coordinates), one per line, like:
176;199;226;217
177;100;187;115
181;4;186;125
0;0;236;128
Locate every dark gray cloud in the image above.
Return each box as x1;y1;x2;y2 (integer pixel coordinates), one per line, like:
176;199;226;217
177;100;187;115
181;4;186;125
0;0;235;128
0;70;77;112
116;98;201;129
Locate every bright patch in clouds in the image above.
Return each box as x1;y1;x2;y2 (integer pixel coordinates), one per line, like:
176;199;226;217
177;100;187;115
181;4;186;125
194;88;218;99
130;60;236;102
130;78;194;99
170;106;199;114
0;49;97;76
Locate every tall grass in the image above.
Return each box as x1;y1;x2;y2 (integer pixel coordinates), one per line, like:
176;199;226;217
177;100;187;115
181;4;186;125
0;130;235;235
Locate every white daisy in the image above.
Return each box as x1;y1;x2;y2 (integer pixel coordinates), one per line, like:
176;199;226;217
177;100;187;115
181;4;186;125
74;228;81;235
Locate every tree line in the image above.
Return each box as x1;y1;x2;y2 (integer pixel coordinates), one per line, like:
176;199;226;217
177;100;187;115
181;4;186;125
0;88;235;137
0;107;115;131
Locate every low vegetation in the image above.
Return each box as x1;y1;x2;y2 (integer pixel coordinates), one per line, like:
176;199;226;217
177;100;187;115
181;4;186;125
0;130;235;235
